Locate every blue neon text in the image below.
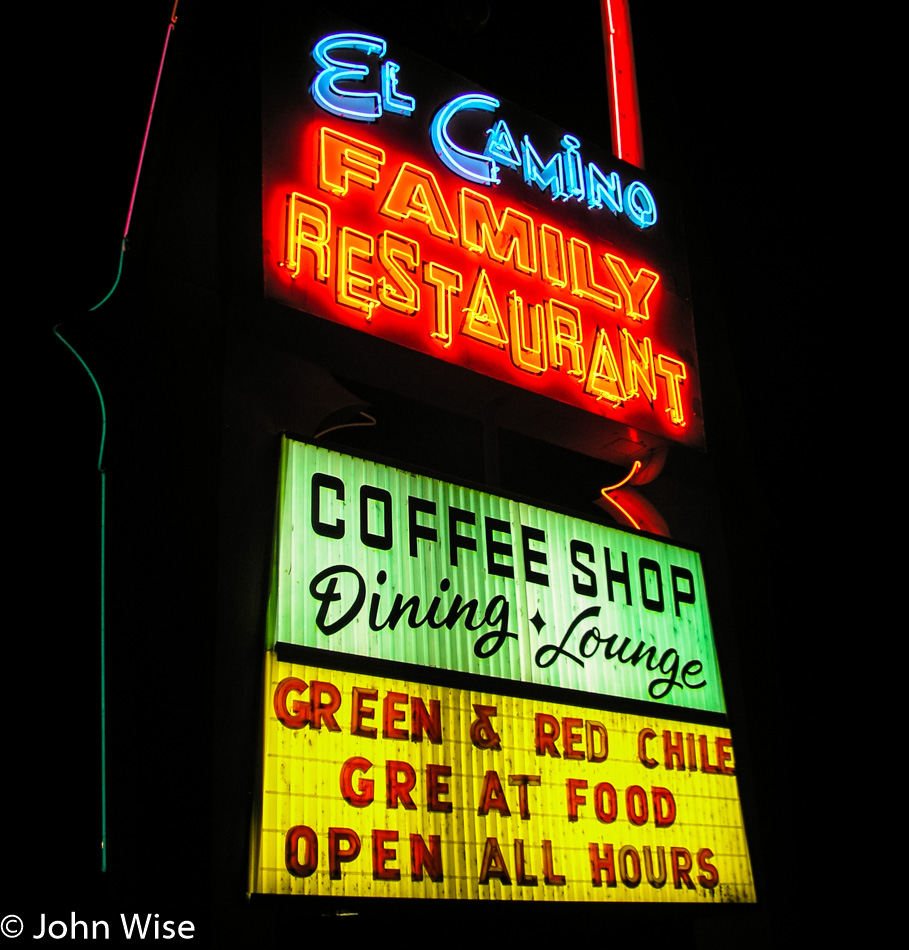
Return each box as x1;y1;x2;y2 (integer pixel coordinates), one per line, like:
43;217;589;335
310;31;656;229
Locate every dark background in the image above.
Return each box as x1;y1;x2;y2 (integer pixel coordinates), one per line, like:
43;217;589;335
16;1;835;944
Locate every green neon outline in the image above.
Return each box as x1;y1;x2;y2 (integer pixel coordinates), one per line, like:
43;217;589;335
53;322;108;872
89;239;126;314
52;0;180;873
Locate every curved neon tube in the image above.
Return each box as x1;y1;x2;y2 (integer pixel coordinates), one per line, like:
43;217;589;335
430;94;500;185
601;459;642;493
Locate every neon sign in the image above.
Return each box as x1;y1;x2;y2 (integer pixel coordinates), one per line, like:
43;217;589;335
263;22;703;449
312;32;656;226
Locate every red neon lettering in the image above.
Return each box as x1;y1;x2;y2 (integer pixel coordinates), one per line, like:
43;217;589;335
336;226;376;318
284;193;331;281
377;231;420;315
604;253;659;322
568;238;620;310
319;127;385;197
459;188;537;275
547;299;586;379
584;327;627;404
461;268;509;349
539;224;567;288
507;292;547;375
380;163;457;240
423;261;461;347
284;126;695;435
620;329;658;401
656;354;687;425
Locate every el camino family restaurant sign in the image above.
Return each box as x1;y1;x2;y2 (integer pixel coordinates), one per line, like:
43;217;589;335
263;21;703;449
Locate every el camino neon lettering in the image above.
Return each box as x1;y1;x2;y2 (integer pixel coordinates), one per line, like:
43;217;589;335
430;94;501;185
311;32;415;120
381;61;416;116
521;135;566;200
485;119;521;169
310;32;656;229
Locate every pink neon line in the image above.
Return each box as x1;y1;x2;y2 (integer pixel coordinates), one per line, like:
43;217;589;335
123;21;175;238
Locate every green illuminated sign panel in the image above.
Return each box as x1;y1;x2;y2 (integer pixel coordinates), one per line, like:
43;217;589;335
269;439;725;714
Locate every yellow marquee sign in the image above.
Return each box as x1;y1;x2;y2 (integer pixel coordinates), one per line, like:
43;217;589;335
250;655;755;903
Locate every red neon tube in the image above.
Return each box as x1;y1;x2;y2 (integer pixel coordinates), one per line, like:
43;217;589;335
601;0;644;168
